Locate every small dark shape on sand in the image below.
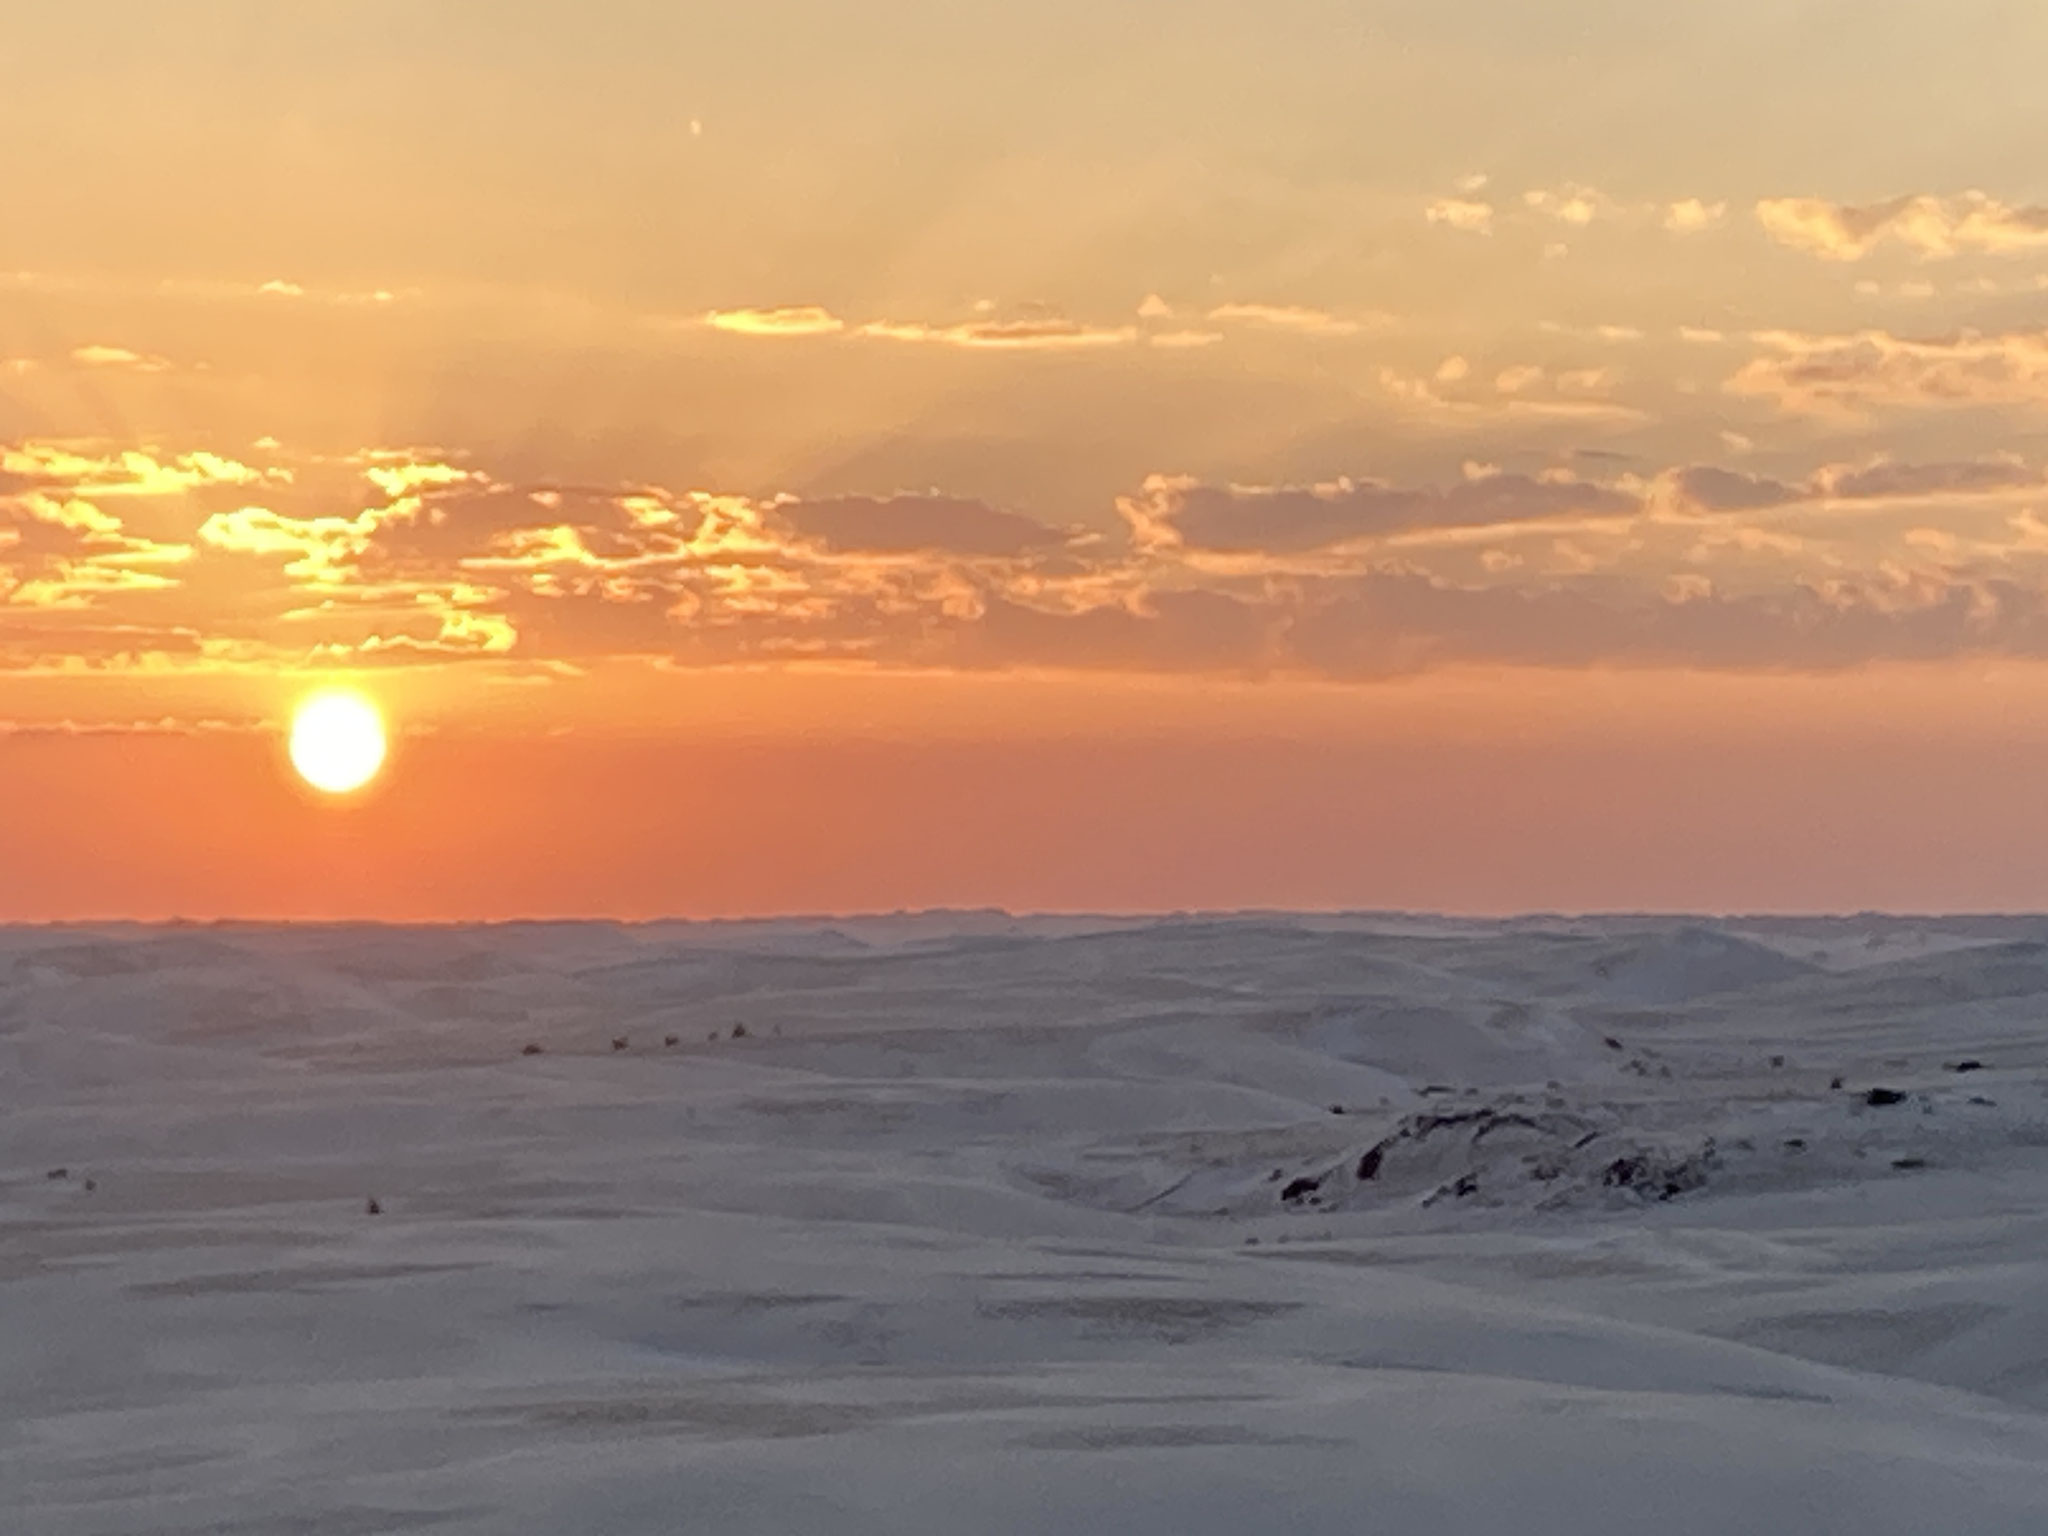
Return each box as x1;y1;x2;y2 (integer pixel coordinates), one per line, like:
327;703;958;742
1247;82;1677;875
731;1023;749;1040
1865;1087;1907;1107
1450;1173;1479;1199
1770;1055;1786;1069
45;1167;68;1180
664;1034;680;1047
1784;1138;1807;1150
1602;1152;1710;1201
1267;1168;1283;1182
1419;1085;1454;1097
1970;1095;1997;1107
708;1031;720;1043
365;1197;382;1216
1357;1144;1386;1181
1603;1037;1624;1052
521;1044;544;1056
611;1037;629;1052
1892;1157;1927;1171
1279;1176;1322;1203
82;1178;95;1192
1947;1060;1985;1074
1830;1076;1845;1090
1329;1104;1346;1115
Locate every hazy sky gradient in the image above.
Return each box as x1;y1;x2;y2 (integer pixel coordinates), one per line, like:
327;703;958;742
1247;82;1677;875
5;2;2048;916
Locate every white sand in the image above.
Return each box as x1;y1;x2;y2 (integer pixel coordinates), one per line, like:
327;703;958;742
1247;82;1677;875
9;913;2048;1533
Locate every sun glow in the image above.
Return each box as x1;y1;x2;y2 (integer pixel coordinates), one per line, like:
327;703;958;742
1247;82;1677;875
288;689;388;795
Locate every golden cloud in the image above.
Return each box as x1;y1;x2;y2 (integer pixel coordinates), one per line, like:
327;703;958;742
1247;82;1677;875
1757;193;2048;261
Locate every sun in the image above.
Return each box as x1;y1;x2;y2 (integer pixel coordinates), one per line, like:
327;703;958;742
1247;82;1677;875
289;689;388;795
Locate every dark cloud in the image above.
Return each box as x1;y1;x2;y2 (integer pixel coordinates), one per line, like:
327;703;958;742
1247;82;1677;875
1823;459;2041;500
1665;466;1802;512
1131;473;1637;554
14;435;2048;680
774;495;1074;558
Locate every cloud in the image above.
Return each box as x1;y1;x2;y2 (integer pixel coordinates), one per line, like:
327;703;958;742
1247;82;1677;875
1;489;191;612
1728;327;2048;415
1136;294;1174;319
1204;303;1376;338
1664;198;1728;233
1816;457;2042;500
19;434;2048;681
71;345;172;373
197;506;381;587
705;305;846;337
0;443;270;497
1656;457;2042;513
1425;197;1494;235
1658;466;1804;513
1148;330;1223;349
1120;471;1635;556
856;317;1136;350
773;495;1076;558
1757;192;2048;261
1523;185;1611;226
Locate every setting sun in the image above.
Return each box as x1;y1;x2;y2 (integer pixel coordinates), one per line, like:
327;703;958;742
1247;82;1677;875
288;690;388;795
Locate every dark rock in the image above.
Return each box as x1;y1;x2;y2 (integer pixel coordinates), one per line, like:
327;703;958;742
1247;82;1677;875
1280;1176;1322;1204
732;1023;749;1040
1267;1169;1283;1182
1770;1055;1786;1069
664;1034;680;1047
1450;1173;1479;1198
1830;1077;1844;1091
82;1178;96;1192
1329;1104;1346;1115
520;1043;544;1056
1603;1037;1624;1052
1946;1060;1985;1074
365;1197;382;1216
611;1037;629;1052
1970;1095;1997;1107
1891;1157;1927;1171
45;1168;67;1180
1784;1138;1807;1150
1356;1144;1387;1182
1864;1088;1907;1107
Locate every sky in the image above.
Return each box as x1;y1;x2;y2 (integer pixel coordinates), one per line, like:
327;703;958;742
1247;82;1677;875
6;1;2048;918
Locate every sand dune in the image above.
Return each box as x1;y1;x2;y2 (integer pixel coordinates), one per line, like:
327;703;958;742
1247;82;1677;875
9;915;2048;1532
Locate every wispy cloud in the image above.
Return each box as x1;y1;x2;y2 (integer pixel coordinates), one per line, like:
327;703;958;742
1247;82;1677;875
705;305;846;337
1729;327;2048;415
856;317;1136;350
1205;303;1378;337
1663;198;1728;233
1757;192;2048;260
71;345;173;373
1425;197;1494;235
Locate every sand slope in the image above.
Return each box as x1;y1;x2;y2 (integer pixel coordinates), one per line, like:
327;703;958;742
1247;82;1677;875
8;914;2048;1532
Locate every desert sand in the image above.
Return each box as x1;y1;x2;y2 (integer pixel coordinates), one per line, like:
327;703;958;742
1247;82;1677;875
9;913;2048;1532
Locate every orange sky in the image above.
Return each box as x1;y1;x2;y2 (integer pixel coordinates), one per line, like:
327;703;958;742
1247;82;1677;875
5;3;2048;917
